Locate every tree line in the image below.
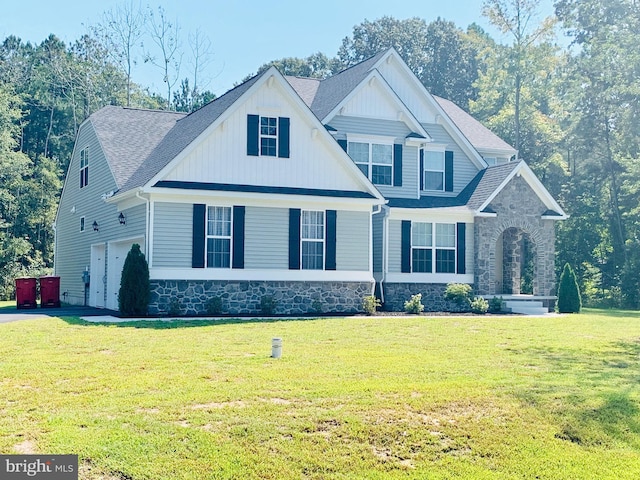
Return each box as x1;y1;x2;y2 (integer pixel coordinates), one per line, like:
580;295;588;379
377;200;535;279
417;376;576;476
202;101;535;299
1;0;639;308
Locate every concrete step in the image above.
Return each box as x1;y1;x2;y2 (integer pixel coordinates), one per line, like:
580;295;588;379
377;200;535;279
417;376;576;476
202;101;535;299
504;300;544;309
508;305;550;315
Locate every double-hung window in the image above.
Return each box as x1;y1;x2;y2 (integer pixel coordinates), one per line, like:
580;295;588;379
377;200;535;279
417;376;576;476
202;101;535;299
206;206;232;268
301;210;324;270
435;223;456;273
260;116;277;156
348;141;393;186
80;147;89;188
411;222;432;273
423;150;444;191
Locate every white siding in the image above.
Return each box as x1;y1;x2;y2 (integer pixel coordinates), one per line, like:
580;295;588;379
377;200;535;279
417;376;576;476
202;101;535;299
338;79;404;120
329;115;418;199
336;211;369;271
153;202;192;268
245;206;289;269
421;123;480;197
163;79;368;194
55;122;146;305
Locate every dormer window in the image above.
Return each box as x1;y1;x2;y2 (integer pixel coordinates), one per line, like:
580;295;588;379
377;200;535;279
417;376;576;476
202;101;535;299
347;136;400;187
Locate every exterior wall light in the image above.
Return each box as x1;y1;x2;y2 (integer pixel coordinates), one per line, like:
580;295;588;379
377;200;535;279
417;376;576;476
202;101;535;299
118;212;126;225
92;221;99;232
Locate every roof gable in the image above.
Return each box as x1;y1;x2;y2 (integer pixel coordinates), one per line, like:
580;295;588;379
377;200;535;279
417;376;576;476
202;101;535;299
143;67;384;202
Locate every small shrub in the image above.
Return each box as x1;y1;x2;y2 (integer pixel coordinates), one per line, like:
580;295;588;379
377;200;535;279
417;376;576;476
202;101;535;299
311;299;323;314
444;283;473;307
118;243;150;316
470;297;489;314
362;295;381;315
558;263;582;313
260;295;277;315
167;298;182;317
205;296;223;315
488;296;504;313
404;293;425;314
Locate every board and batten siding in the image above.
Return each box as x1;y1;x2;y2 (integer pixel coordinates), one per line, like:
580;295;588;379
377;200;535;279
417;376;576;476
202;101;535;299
336;211;369;271
329;115;418;199
55;120;147;305
245;206;289;269
421;123;479;196
152;202;192;268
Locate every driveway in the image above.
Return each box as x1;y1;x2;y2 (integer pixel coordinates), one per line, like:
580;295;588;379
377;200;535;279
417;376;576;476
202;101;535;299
0;305;117;323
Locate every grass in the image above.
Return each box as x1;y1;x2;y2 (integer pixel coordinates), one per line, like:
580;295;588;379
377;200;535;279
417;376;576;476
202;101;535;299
1;309;639;479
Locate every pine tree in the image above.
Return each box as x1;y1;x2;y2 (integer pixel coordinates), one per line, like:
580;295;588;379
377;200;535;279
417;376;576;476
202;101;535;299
557;263;582;313
118;243;150;316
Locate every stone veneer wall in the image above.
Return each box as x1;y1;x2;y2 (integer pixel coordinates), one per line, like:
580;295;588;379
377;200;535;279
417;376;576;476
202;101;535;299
149;280;373;316
382;283;471;312
474;175;557;297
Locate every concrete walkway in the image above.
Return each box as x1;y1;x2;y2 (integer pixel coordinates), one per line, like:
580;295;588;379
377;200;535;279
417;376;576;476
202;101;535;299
0;305;117;323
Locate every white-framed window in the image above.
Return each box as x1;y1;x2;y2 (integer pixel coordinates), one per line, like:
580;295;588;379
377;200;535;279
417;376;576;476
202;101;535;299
80;216;85;232
301;210;324;270
206;206;232;268
410;222;456;273
260;116;277;157
411;222;432;273
423;150;444;191
348;141;393;186
80;147;89;188
435;223;456;273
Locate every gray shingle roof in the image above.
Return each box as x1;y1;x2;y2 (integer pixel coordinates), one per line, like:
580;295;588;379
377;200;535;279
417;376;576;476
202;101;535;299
89;106;185;189
119;75;262;193
285;76;320;107
307;51;387;120
433;96;516;154
387;161;519;210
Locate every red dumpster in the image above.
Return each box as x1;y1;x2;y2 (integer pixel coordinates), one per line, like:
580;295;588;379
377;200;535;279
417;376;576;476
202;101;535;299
40;276;61;308
15;278;37;309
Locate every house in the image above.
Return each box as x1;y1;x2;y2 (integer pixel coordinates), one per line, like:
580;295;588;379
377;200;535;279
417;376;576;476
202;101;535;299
54;48;566;315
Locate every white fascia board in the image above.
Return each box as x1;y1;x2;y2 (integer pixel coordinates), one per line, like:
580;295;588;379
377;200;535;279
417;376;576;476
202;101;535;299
145;189;381;211
387;206;475;222
150;267;374;283
385;272;474;284
373;50;488;169
321;70;432;141
475;161;568;219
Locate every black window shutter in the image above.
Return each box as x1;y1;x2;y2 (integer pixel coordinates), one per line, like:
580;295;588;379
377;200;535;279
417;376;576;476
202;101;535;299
401;220;411;273
393;144;403;187
278;117;290;158
289;208;301;270
445;150;454;192
456;222;466;274
419;149;424;191
192;204;206;268
247;114;259;156
232;206;245;269
337;139;347;152
325;210;337;270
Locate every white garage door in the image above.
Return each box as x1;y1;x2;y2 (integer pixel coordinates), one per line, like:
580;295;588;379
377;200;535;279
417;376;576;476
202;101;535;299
106;237;145;311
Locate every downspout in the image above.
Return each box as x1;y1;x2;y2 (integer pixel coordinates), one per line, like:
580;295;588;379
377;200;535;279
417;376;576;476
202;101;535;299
379;205;391;304
371;204;382;297
135;190;150;265
52;222;57;276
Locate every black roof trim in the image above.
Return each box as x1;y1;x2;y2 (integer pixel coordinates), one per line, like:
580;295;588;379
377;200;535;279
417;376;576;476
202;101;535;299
154;181;376;199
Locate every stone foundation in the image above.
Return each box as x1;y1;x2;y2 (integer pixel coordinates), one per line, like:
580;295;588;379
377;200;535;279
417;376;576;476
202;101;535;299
149;280;373;316
382;283;472;312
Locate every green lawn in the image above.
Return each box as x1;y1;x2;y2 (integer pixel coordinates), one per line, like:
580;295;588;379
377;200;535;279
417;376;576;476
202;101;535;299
1;310;639;479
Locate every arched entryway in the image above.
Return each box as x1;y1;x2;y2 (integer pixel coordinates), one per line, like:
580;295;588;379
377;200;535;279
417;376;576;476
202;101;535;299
494;227;537;295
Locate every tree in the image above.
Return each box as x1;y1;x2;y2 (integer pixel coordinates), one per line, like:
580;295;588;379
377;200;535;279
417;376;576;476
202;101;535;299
242;52;336;82
557;263;582;313
118;243;150;315
93;0;146;107
482;0;557;154
145;5;181;109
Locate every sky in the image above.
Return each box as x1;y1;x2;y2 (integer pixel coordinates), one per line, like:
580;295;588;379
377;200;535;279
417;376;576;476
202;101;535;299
1;0;557;97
